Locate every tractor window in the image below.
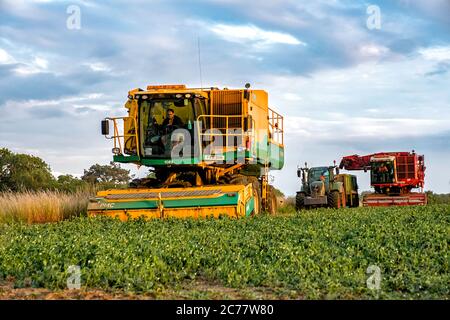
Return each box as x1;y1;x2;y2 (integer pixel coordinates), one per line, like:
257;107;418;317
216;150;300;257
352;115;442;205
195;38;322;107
308;168;329;184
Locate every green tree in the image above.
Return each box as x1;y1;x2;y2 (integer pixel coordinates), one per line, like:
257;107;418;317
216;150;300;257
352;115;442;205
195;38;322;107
425;191;450;204
0;148;55;191
56;174;88;193
81;162;131;186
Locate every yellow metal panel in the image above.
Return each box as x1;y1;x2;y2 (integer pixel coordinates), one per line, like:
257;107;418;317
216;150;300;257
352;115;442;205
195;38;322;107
88;184;253;220
248;90;269;145
96;184;247;201
88;205;241;221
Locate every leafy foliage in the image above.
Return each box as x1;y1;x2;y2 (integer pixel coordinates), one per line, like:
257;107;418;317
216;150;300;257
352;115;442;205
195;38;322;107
0;205;448;299
81;162;131;187
0;148;131;192
56;175;88;193
0;148;55;191
426;191;450;204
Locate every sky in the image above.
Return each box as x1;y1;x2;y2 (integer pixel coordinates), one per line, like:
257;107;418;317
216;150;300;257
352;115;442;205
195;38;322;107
0;0;449;196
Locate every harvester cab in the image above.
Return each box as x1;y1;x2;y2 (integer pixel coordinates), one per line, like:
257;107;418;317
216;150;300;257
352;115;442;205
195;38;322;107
89;84;285;219
370;156;396;185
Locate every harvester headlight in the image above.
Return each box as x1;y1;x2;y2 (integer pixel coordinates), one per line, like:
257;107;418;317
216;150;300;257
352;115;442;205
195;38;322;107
128;95;133;99
142;95;148;100
185;93;192;98
112;147;121;155
175;94;183;98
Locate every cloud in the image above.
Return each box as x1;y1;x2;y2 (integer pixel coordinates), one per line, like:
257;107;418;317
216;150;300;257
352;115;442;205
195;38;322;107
14;56;49;75
83;62;112;73
208;23;306;48
359;44;390;58
419;46;450;62
285;116;450;141
400;0;450;28
425;62;450;77
0;48;15;64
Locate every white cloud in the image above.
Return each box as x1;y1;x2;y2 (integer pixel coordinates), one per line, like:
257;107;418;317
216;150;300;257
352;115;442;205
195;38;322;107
359;44;390;58
14;56;49;75
282;92;303;101
0;48;16;64
0;42;54;75
209;23;306;48
419;46;450;62
0;93;109;119
84;62;112;72
286;116;450;141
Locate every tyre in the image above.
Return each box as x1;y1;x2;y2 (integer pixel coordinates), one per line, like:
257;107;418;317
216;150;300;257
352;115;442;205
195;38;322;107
352;194;360;207
327;190;341;209
267;185;278;215
295;192;306;211
229;175;247;186
246;176;261;215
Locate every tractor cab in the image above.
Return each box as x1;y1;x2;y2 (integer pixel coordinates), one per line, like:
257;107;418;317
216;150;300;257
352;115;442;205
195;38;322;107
297;165;339;195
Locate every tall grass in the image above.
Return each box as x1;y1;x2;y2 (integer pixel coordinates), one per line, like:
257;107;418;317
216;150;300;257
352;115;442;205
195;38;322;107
0;190;90;224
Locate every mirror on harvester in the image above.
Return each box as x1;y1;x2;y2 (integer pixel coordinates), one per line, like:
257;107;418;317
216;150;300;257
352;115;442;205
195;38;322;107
101;119;109;135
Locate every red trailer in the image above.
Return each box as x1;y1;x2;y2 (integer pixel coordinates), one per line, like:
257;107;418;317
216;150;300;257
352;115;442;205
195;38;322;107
339;151;427;206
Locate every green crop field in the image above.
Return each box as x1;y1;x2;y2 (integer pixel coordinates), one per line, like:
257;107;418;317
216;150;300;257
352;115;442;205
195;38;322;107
0;205;448;299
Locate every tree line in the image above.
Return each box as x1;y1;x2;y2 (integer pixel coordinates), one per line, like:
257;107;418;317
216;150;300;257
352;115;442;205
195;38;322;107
0;148;131;193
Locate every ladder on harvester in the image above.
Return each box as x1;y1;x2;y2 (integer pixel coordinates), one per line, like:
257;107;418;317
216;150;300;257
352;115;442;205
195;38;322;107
261;161;270;211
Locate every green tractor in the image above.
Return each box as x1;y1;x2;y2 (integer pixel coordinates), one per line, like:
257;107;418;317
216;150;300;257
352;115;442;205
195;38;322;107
295;163;359;210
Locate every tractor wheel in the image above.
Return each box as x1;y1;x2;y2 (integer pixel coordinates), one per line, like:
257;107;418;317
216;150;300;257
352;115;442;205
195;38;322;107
267;185;278;215
246;176;261;216
352;194;360;207
327;191;341;209
295;192;306;211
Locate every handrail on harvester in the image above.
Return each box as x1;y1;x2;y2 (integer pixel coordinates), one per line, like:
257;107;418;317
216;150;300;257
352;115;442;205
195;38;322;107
104;116;140;157
196;114;256;156
268;108;284;146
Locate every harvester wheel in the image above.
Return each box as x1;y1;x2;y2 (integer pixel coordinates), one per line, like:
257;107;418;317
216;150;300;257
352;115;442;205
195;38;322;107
267;185;278;215
229;174;247;186
246;176;261;215
295;192;305;211
328;191;341;209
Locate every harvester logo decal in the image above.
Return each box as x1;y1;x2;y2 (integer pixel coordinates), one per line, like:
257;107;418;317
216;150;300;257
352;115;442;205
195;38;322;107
99;202;114;209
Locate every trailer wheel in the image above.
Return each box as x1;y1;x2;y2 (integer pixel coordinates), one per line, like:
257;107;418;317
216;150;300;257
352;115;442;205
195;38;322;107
295;192;305;211
328;191;341;209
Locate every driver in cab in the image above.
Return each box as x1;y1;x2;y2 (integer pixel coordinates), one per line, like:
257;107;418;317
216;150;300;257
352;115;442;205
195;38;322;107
162;108;183;133
161;108;184;149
